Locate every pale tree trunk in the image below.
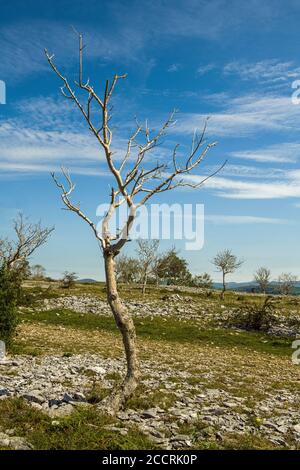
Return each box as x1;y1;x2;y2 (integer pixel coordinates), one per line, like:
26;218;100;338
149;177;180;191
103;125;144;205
142;272;148;296
103;251;140;412
221;271;226;300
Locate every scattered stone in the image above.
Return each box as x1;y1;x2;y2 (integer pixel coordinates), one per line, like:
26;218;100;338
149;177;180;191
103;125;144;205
0;431;31;450
142;409;158;419
48;404;74;418
2;286;300;450
22;390;46;405
9;436;32;450
293;424;300;434
86;366;106;375
103;425;128;436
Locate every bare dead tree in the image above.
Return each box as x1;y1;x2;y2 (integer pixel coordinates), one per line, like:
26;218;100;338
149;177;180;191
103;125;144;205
136;239;159;295
212;249;244;299
254;267;271;294
0;213;54;271
45;33;225;412
31;264;46;280
115;254;138;284
278;272;297;296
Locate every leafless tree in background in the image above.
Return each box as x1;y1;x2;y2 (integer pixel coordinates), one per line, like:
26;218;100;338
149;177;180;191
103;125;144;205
254;267;271;294
136;239;159;295
45;33;224;411
278;272;297;296
0;213;53;271
115;254;138;284
31;264;46;280
61;271;78;289
212;249;244;299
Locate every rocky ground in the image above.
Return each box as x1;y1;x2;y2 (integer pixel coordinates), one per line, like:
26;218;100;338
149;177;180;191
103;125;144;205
36;293;300;337
1;287;300;450
1;341;300;449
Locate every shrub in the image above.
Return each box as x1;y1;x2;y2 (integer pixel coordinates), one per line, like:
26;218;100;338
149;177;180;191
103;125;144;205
229;296;276;332
193;273;213;289
0;264;19;347
61;271;78;289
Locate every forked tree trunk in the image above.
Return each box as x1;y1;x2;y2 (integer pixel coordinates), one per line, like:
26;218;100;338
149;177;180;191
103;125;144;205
103;251;140;412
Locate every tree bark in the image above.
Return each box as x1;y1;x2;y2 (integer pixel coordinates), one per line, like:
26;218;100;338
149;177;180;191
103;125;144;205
103;250;140;412
221;271;226;299
142;272;148;296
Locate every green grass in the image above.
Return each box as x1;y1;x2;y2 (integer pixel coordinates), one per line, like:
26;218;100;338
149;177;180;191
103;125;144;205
176;419;296;450
126;384;178;410
22;279;300;317
0;398;158;450
21;308;292;357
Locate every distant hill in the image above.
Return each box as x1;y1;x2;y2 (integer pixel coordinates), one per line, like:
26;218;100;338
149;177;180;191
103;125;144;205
213;281;300;296
77;278;99;284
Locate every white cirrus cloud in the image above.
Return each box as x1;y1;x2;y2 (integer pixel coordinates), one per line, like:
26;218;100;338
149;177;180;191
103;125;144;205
223;59;300;84
181;169;300;200
205;214;289;224
197;63;216;76
229;142;300;163
167;63;181;73
0;19;148;82
175;93;300;137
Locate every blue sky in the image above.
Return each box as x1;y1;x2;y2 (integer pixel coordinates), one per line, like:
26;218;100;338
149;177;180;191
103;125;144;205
0;0;300;282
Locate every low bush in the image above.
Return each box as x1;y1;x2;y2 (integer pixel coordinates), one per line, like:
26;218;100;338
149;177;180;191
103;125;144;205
0;264;19;347
229;297;276;332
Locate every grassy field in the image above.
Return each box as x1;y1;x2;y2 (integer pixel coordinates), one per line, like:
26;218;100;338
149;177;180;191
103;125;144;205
23;278;300;315
1;281;300;450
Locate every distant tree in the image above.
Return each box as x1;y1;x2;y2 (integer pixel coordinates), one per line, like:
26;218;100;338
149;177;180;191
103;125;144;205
11;259;32;305
212;249;244;299
278;272;297;296
156;248;192;285
31;264;46;280
115;254;138;284
61;271;78;289
0;264;18;348
193;272;213;289
0;213;53;272
136;240;159;295
254;267;271;294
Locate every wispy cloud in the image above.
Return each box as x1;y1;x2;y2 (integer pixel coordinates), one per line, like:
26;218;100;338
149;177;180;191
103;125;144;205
0;19;148;82
0;95;173;177
197;63;216;76
223;59;300;84
206;164;286;179
0;95;128;176
206;214;289;224
167;63;181;73
111;0;279;41
176;93;300;137
183;172;300;199
0;1;283;82
229;142;300;163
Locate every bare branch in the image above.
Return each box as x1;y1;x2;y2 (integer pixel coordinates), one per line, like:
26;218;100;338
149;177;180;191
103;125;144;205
0;213;54;269
51;169;104;247
46;33;224;256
